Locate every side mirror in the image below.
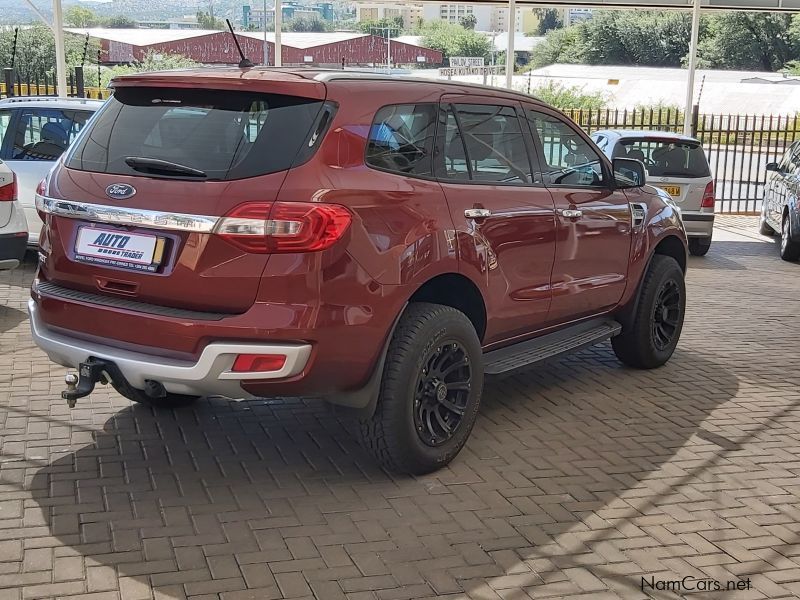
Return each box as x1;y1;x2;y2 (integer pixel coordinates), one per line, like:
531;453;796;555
613;157;646;189
766;162;780;173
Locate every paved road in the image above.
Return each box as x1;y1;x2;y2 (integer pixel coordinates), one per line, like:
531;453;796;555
1;216;799;599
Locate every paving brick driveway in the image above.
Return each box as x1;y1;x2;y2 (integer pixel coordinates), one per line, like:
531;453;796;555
1;216;799;600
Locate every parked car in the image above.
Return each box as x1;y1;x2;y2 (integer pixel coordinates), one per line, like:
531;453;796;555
591;130;715;256
30;69;688;474
0;97;104;245
760;141;800;261
0;161;28;270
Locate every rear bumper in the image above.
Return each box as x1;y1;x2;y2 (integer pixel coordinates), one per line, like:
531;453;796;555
0;232;28;270
29;299;312;399
681;212;715;238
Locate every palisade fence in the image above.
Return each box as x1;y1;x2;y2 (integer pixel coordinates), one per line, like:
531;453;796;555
565;107;800;214
0;68;110;101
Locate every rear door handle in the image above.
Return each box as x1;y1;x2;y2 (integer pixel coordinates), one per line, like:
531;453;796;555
560;209;583;219
465;208;492;219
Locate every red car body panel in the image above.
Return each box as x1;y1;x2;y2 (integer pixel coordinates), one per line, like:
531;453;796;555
31;69;687;400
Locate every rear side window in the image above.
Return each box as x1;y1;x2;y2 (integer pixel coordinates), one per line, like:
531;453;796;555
66;87;324;180
438;104;532;184
366;104;436;177
11;108;92;161
618;138;710;178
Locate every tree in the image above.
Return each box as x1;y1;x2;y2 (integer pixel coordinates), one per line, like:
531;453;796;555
459;14;477;30
358;17;404;37
288;16;327;33
0;24;100;79
419;21;490;61
525;82;608;110
580;11;692;67
106;16;138;29
196;11;223;30
528;26;587;69
99;51;198;87
698;13;797;71
65;6;98;28
534;9;563;35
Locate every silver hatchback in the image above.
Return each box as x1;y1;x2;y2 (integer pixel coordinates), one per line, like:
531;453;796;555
592;130;715;256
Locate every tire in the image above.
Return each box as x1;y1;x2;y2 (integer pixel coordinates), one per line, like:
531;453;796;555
688;236;712;257
612;255;686;370
358;303;484;475
759;202;775;236
114;384;199;408
780;213;800;262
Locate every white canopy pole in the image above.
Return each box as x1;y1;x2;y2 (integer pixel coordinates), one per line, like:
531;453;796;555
52;0;69;97
683;0;701;136
264;0;269;67
505;0;516;89
274;0;282;66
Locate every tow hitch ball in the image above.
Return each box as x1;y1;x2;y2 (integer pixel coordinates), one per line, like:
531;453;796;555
62;358;112;408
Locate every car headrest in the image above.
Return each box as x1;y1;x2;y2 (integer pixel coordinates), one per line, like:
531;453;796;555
41;122;68;148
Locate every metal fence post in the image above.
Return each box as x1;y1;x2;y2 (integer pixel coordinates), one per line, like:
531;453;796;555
75;66;85;98
691;104;700;137
3;68;14;98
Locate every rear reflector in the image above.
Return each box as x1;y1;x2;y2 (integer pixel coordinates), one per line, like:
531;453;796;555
232;354;287;373
215;201;351;254
701;181;715;208
0;172;16;202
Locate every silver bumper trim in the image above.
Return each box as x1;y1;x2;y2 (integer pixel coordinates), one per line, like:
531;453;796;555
29;299;312;399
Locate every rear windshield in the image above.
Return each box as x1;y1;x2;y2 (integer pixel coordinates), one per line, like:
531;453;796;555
617;138;710;178
65;87;324;180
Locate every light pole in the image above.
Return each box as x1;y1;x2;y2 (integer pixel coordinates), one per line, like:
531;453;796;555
23;0;68;96
504;0;515;90
683;0;701;136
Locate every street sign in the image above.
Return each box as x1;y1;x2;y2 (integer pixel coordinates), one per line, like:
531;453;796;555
449;57;485;68
439;66;502;77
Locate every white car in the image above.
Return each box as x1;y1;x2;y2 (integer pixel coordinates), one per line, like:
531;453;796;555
592;130;716;256
0;97;104;245
0;162;28;270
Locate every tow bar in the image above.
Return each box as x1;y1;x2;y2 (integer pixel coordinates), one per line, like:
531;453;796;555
62;357;116;407
62;358;168;408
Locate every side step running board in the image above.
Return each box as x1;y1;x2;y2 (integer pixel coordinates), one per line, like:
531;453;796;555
483;318;622;375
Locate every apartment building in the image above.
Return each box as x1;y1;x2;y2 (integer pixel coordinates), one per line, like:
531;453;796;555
356;3;424;27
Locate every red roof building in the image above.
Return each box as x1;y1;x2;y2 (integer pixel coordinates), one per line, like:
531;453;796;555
67;29;444;68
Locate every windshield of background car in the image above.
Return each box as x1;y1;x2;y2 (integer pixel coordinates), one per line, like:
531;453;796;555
618;138;711;178
65;87;325;180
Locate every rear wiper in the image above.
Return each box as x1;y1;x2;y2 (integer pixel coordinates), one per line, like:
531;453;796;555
124;157;207;178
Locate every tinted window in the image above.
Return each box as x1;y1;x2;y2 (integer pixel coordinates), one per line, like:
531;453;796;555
618;138;710;178
438;104;531;184
66;88;324;181
10;108;92;161
526;111;604;187
366;103;436;177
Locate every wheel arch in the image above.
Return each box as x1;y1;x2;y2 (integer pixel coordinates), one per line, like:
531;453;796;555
408;273;487;342
616;234;687;331
652;234;687;273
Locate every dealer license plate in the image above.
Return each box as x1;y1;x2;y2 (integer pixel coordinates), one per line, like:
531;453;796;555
74;227;164;272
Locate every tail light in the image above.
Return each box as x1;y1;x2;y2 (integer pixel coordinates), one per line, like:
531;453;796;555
701;181;715;208
0;172;16;202
215;202;352;254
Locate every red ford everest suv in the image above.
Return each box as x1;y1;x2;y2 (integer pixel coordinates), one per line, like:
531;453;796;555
30;68;688;474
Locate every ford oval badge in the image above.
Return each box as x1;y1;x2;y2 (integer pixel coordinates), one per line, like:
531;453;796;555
106;183;136;200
